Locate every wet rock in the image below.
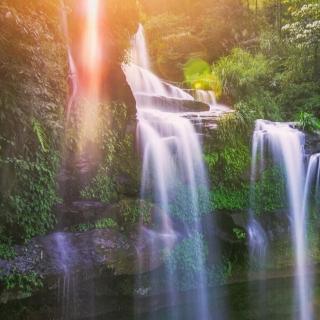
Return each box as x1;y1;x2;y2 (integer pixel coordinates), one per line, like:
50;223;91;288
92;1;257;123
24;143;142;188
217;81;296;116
55;198;159;232
305;132;320;155
135;94;210;112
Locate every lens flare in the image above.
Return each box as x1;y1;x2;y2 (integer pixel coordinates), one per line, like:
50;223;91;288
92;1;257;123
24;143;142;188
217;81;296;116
80;0;102;99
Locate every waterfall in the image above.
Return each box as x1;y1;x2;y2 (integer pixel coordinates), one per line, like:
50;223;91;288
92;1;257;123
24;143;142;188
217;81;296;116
303;153;320;213
248;121;268;264
124;24;215;320
195;90;217;109
123;24;194;108
249;119;313;320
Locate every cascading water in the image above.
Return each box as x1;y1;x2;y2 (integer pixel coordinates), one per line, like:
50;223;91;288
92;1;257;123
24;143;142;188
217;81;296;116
250;119;313;320
195;90;217;109
124;25;215;319
303;153;320;213
248;121;269;264
123;24;194;106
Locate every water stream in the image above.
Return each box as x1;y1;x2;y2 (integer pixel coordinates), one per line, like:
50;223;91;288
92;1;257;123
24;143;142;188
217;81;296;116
124;24;216;320
249;120;314;320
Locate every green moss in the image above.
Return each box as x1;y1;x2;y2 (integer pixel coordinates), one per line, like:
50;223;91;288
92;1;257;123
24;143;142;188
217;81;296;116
0;243;16;260
0;152;60;242
0;1;66;245
212;185;249;211
71;217;118;233
80;169;118;203
79;102;140;204
119;199;152;226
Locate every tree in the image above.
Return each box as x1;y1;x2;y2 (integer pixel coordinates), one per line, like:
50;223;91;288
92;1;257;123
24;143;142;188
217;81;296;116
282;2;320;77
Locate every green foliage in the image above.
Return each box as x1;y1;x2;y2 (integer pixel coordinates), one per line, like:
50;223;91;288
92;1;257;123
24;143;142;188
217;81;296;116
277;81;320;119
120;199;152;226
31;119;48;153
0;1;66;245
252;167;287;215
79;102;140;204
143;0;256;80
204;109;252;213
212;185;249;211
220;145;250;182
0;271;43;295
236;91;282;121
155;32;208;81
163;233;208;290
207;257;233;285
80;169;117;203
215;107;255;145
0;152;60;242
233;228;246;240
205;136;251;186
296;111;320;132
213;48;270;102
95;217;118;229
282;3;320;48
169;185;212;223
0;243;16;260
71;217;118;233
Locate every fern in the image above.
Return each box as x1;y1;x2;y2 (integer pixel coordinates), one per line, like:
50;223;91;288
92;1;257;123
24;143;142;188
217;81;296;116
31;118;48;152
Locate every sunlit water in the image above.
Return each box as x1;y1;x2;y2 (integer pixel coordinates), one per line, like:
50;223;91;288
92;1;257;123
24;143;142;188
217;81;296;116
124;24;218;320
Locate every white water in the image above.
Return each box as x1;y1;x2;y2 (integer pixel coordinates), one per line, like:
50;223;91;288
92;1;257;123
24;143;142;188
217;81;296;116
195;90;216;109
125;24;213;319
250;120;313;320
123;24;194;106
303;153;320;212
248;121;268;264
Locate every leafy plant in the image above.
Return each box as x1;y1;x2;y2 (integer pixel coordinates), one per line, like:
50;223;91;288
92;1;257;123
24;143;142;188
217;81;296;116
71;217;118;233
120;199;152;226
253;167;287;215
31;119;48;153
296;111;320;132
80;168;118;203
95;217;118;229
0;243;16;260
0;271;43;295
212;48;270;102
0;0;65;245
212;185;249;211
79;102;140;204
233;228;246;240
0;152;60;242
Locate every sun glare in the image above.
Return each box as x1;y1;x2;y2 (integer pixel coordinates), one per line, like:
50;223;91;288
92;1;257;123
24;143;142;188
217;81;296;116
80;0;103;99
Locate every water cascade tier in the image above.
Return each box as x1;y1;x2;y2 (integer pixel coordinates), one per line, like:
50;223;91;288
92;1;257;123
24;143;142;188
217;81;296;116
123;24;227;320
248;119;318;320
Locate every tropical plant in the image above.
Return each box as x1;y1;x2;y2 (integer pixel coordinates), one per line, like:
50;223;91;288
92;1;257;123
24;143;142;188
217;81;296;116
297;111;320;132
